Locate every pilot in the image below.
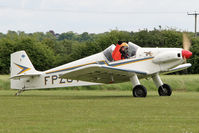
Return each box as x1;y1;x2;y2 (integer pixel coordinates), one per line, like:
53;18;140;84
112;41;129;61
120;43;129;59
112;41;123;61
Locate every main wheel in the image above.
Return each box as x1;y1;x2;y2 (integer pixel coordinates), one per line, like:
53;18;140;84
132;85;147;97
158;84;172;96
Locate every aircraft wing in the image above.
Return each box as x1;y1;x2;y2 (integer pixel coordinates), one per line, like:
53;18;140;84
60;64;148;84
162;63;192;74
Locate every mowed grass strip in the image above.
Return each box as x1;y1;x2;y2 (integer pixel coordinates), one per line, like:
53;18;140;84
0;90;198;133
0;75;10;90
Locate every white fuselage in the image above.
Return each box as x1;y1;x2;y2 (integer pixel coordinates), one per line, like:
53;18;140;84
11;46;184;90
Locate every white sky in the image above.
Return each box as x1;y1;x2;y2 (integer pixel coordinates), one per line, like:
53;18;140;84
0;0;198;33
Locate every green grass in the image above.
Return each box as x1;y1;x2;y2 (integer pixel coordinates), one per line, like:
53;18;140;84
0;90;198;133
0;75;10;90
1;75;199;91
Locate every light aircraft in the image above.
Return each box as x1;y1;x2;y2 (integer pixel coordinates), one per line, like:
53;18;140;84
10;34;192;97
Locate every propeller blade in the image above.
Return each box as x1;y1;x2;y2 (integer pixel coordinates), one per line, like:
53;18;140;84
182;33;192;63
183;33;191;51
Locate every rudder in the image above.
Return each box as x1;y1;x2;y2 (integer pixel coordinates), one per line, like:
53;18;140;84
11;51;37;77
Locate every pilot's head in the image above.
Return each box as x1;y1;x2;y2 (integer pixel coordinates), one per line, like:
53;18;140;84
120;43;129;53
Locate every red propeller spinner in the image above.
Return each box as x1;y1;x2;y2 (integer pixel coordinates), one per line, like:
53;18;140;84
182;49;192;59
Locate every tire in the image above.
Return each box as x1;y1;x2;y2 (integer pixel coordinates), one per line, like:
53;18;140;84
132;85;147;97
158;84;172;96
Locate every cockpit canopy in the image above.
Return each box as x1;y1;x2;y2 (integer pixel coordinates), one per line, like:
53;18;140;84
103;42;140;62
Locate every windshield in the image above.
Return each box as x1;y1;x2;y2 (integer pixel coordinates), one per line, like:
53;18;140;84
103;44;115;62
127;42;140;57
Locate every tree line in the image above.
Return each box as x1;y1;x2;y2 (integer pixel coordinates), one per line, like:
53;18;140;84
0;29;198;74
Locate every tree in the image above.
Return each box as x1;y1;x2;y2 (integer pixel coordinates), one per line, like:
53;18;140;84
96;30;131;50
0;29;198;74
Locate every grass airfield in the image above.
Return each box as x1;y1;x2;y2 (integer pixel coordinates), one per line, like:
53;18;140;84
0;90;198;133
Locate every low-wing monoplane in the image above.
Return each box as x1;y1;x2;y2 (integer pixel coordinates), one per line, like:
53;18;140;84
10;34;192;97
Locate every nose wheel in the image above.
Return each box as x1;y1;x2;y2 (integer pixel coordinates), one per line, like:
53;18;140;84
132;85;147;97
158;84;172;96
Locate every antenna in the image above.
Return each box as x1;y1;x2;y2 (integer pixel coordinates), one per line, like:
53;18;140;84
187;11;199;37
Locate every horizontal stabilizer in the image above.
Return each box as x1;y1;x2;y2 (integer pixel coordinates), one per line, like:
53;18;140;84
10;72;43;79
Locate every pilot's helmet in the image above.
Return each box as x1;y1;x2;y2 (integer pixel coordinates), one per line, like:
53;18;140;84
120;42;129;47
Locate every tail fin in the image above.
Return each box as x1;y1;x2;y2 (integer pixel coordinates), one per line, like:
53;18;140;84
11;51;39;78
11;51;43;89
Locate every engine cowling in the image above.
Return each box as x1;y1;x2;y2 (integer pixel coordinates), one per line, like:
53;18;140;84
152;51;182;64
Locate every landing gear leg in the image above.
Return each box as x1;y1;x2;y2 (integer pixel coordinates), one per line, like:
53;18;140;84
15;87;25;96
131;74;147;97
152;73;172;96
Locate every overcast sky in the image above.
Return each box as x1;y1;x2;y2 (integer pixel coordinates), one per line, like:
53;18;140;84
0;0;198;33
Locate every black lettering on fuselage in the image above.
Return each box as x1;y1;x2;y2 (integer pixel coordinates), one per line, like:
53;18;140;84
44;75;78;85
59;78;66;84
52;75;58;84
44;76;50;85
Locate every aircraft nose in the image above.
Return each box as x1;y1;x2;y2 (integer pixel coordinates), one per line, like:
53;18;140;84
182;50;192;59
